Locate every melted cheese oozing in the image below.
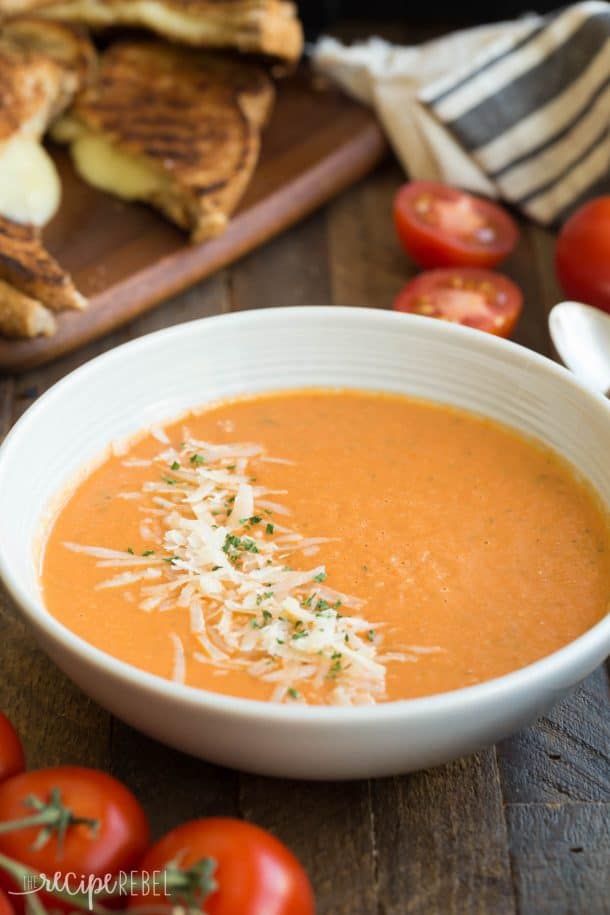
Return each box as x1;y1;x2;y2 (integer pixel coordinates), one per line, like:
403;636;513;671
70;132;165;201
0;137;61;226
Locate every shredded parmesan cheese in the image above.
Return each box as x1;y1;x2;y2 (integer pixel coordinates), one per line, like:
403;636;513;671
64;436;442;704
169;632;186;684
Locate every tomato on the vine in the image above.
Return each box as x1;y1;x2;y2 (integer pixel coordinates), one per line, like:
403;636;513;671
0;716;24;786
129;818;315;915
0;767;150;911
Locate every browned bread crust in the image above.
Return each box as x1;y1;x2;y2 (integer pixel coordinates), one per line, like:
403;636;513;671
61;40;275;242
0;0;303;61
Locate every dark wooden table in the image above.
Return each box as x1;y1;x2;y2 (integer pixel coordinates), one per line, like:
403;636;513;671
1;157;609;914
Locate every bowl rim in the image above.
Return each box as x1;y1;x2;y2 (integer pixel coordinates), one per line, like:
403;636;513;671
1;305;609;725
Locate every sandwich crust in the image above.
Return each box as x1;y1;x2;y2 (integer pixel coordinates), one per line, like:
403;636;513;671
0;0;303;61
58;40;275;242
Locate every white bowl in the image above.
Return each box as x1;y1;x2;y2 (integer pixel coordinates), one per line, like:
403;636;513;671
1;307;609;780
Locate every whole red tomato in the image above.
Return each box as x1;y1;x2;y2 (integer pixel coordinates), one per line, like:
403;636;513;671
129;818;315;915
556;197;610;313
0;716;24;785
0;767;149;911
0;889;14;915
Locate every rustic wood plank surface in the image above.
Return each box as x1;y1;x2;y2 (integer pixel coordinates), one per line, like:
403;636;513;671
0;165;608;915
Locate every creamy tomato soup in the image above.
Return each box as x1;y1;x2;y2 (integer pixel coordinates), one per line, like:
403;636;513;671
41;390;610;705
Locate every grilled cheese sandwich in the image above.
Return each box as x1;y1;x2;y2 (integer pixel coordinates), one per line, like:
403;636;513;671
0;18;92;336
0;17;95;224
54;40;275;242
0;214;85;338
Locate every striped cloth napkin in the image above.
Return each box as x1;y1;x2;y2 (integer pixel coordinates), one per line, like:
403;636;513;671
313;2;610;225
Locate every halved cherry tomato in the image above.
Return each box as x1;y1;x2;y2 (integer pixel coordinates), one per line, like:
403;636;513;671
556;196;610;313
0;767;150;911
129;818;315;915
0;888;14;915
393;268;523;337
394;181;519;269
0;716;24;785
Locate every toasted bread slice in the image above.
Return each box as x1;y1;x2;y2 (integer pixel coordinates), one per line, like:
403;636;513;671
54;40;275;242
0;17;95;225
0;215;85;313
1;0;303;61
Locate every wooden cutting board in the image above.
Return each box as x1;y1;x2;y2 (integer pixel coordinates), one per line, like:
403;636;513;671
0;69;386;374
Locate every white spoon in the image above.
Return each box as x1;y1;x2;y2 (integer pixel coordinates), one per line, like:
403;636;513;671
548;301;610;398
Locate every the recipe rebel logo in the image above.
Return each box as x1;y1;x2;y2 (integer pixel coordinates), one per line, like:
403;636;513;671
9;870;170;910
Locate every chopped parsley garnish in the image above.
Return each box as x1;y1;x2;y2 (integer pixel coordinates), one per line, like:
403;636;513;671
287;688;299;699
313;570;327;583
327;657;343;678
367;630;376;642
142;550;155;557
126;547;134;555
162;476;177;485
292;631;309;640
222;533;242;562
170;461;180;471
222;533;259;562
262;609;273;624
190;454;206;466
266;523;275;535
316;599;330;612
